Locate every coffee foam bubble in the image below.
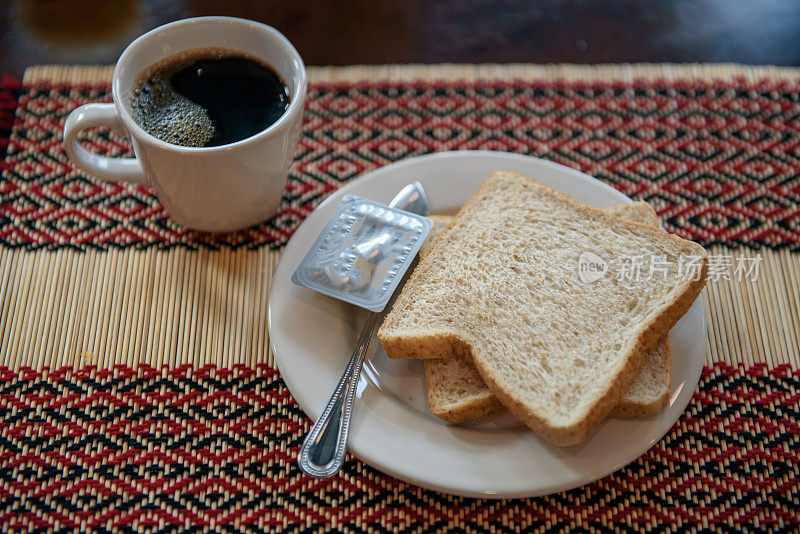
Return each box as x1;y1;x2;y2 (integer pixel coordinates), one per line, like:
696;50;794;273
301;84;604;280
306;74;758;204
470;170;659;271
130;77;216;147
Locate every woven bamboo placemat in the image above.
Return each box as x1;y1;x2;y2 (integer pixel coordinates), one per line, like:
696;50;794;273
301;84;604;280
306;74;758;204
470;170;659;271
0;63;798;532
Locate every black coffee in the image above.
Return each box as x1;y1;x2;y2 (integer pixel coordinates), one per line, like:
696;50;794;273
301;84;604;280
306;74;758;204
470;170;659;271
129;47;290;147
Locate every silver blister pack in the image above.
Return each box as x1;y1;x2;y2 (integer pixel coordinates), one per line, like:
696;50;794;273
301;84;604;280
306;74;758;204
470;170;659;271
291;195;433;312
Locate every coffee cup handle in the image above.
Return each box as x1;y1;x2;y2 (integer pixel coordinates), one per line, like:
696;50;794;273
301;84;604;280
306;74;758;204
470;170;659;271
63;103;148;184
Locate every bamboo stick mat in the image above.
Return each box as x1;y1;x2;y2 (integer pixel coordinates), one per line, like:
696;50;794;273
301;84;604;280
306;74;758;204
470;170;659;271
0;63;797;533
0;247;279;369
0;245;797;370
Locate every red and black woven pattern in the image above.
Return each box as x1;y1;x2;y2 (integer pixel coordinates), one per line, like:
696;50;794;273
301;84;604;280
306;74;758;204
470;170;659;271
0;74;21;166
2;73;800;531
2;78;800;249
0;363;796;532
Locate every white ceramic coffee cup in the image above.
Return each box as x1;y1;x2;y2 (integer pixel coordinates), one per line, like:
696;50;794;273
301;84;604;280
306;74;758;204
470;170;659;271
63;17;306;233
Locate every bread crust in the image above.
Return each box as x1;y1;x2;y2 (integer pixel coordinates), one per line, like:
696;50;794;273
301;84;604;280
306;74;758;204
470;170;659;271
609;338;671;418
424;361;506;423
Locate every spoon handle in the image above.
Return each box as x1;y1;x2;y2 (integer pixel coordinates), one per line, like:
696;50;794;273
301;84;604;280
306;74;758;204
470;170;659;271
297;311;380;477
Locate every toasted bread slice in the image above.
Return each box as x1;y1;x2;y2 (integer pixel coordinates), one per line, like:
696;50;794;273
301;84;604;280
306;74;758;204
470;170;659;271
378;172;707;445
422;203;672;423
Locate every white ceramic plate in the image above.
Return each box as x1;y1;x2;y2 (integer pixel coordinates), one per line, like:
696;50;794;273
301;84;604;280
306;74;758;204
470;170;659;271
268;151;706;498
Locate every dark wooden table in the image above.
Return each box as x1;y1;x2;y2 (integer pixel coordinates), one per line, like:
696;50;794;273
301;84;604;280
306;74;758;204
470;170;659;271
2;0;800;77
